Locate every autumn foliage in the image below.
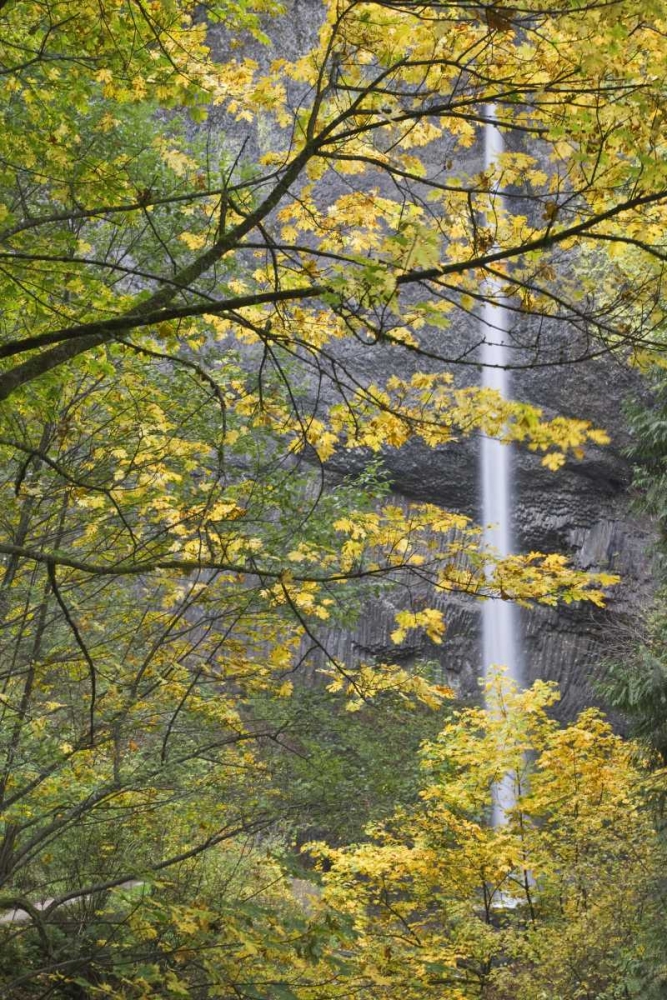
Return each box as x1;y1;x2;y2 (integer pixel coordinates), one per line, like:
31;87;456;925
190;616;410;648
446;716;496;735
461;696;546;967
315;673;666;1000
0;0;666;996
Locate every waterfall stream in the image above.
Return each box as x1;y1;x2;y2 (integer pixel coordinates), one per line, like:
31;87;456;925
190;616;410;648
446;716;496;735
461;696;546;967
480;108;523;825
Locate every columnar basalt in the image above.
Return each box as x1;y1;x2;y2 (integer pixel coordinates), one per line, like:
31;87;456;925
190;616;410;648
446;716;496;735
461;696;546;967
208;1;657;715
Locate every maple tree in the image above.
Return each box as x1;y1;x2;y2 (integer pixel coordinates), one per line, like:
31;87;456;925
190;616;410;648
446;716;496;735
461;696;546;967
315;672;667;1000
0;0;666;995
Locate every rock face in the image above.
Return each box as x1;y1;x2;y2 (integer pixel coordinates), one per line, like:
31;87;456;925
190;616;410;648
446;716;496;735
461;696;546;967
207;2;658;717
320;345;657;718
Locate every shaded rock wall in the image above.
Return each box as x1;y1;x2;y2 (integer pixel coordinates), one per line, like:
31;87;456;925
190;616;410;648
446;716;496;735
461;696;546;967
207;2;658;715
320;350;657;716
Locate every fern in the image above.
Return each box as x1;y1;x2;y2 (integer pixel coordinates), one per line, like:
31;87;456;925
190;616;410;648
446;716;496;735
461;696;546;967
626;372;667;547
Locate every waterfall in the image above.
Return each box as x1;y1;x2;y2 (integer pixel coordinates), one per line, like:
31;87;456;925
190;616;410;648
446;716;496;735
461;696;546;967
480;107;523;825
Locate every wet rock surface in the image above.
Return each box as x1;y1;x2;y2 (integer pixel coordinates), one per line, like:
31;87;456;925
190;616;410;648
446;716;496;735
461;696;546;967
322;350;657;717
318;334;655;703
301;264;657;712
205;2;658;716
